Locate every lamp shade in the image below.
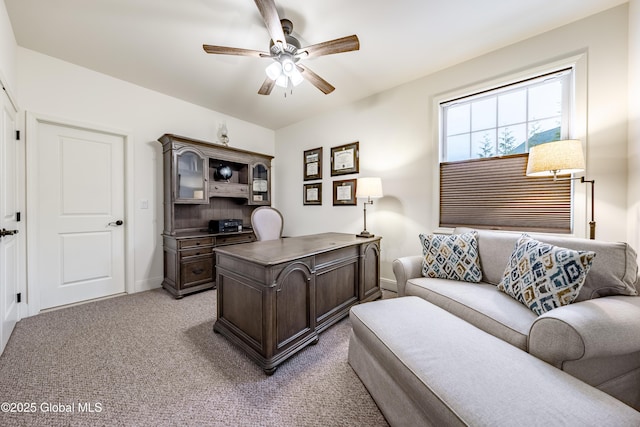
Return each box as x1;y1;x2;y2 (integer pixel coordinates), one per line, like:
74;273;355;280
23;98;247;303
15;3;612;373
356;177;383;198
526;139;585;177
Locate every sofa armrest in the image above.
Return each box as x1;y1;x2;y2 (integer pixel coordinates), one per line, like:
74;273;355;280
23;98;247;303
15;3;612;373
528;296;640;368
392;256;423;296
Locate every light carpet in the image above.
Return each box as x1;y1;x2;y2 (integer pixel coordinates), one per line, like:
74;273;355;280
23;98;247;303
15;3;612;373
0;289;388;426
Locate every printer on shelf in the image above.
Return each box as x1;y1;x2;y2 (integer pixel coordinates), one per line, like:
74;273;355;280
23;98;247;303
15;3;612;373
209;219;242;233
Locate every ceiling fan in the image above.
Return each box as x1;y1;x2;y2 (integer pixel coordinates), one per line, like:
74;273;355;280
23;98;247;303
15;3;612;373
203;0;360;95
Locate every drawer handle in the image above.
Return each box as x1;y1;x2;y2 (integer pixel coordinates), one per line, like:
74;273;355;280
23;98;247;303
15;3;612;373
192;268;205;275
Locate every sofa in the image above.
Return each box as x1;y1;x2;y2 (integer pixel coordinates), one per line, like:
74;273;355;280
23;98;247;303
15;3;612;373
348;227;640;425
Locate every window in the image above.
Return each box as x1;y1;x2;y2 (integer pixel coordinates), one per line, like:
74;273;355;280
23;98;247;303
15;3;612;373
439;69;575;233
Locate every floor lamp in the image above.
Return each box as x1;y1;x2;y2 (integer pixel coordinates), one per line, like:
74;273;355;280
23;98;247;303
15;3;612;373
355;177;383;238
526;139;596;239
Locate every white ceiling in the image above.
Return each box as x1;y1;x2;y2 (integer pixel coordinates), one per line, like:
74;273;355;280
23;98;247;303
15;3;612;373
4;0;628;130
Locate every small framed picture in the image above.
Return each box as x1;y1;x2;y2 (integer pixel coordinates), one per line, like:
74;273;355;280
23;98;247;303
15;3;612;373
330;142;359;176
303;147;323;181
333;179;357;206
303;183;322;205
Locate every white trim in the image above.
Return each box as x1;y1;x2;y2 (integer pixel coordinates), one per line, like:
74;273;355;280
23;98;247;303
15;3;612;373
380;277;397;293
432;52;589;238
135;277;163;293
0;72;19;112
25;112;135;316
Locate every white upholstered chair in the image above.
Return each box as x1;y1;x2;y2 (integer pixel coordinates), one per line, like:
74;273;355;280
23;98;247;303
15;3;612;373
250;207;284;241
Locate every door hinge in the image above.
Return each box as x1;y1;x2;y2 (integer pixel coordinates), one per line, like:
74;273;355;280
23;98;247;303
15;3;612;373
17;293;21;303
16;212;20;222
16;130;20;140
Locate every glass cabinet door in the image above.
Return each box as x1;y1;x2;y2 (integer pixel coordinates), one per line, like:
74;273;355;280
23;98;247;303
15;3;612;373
250;162;270;205
175;149;207;203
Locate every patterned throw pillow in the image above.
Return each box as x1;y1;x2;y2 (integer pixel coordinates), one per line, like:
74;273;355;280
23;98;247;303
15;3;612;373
498;235;596;315
419;232;482;283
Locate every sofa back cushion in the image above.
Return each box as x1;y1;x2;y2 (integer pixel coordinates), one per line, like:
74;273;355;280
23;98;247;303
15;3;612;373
455;227;638;301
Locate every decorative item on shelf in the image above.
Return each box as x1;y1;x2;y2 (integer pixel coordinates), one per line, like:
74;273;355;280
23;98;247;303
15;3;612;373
215;164;233;181
355;177;383;237
218;122;229;146
526;139;596;239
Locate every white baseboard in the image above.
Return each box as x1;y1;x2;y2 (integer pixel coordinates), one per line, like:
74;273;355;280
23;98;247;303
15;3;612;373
380;277;397;293
134;277;163;293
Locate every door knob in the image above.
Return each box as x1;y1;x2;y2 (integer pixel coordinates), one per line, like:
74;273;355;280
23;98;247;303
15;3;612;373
107;220;124;227
0;228;19;237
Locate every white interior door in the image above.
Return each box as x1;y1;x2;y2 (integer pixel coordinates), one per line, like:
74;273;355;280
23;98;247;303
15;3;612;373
36;121;125;310
0;88;19;353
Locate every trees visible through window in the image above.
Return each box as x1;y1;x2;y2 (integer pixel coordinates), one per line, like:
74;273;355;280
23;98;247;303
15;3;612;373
441;69;571;162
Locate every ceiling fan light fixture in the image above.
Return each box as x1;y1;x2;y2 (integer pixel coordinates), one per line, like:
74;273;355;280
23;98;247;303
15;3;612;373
281;57;296;75
275;74;288;88
265;61;282;80
290;68;304;86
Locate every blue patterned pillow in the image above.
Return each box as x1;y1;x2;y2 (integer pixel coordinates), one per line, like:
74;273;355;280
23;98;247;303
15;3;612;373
419;232;482;283
498;235;596;315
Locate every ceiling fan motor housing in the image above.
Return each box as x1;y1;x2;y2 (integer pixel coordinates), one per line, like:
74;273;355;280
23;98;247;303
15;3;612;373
269;19;301;56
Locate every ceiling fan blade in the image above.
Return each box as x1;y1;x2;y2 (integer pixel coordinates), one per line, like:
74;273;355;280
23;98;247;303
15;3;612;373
254;0;287;49
203;45;270;58
300;35;360;58
297;65;335;95
258;77;276;95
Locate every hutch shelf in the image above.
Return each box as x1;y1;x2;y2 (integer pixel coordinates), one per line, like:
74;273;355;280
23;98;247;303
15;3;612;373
158;133;273;298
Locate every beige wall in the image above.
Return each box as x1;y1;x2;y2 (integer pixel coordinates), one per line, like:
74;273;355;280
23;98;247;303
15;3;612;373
15;48;275;296
0;0;16;92
274;5;630;290
628;0;640;254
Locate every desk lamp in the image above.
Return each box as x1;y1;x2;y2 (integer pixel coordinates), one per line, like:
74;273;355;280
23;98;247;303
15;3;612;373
356;177;383;237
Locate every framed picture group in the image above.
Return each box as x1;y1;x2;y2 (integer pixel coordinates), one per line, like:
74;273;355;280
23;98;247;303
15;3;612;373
303;142;359;206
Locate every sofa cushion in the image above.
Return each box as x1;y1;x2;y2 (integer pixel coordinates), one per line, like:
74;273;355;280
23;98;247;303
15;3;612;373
455;227;638;301
348;297;640;427
405;277;536;350
498;235;596;315
419;231;482;283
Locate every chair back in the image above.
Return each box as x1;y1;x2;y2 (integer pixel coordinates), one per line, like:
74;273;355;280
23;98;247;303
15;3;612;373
251;207;284;241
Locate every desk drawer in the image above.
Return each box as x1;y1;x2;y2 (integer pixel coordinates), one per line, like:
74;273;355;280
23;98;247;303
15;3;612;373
180;256;214;288
316;246;358;269
181;247;214;258
210;183;249;198
178;237;215;249
217;233;256;246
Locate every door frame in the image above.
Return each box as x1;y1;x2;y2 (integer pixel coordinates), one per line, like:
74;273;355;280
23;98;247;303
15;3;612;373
0;79;25;344
25;112;134;316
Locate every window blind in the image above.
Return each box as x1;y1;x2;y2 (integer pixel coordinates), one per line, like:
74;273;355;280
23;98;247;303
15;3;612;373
439;154;571;233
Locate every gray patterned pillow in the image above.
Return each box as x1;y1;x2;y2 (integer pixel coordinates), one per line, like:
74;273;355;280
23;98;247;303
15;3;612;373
498;235;596;315
419;232;482;283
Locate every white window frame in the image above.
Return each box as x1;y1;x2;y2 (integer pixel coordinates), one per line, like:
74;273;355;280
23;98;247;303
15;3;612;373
431;53;589;237
440;69;573;161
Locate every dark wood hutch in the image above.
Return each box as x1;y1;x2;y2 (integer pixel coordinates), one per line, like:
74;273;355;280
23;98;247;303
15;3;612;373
158;134;273;298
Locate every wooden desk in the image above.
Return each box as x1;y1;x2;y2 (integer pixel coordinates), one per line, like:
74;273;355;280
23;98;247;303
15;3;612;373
213;232;382;374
